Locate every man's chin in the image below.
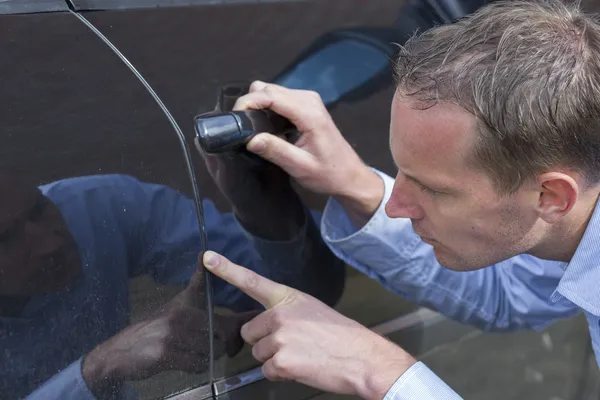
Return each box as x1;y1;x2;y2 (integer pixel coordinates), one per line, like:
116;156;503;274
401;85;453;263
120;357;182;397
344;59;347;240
431;247;484;272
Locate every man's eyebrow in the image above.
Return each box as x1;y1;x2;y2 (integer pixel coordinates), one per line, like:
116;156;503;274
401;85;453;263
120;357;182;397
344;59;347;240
405;173;433;188
404;171;452;193
392;160;452;192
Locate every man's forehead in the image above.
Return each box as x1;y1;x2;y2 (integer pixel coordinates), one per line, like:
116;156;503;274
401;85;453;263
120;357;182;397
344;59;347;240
390;96;478;184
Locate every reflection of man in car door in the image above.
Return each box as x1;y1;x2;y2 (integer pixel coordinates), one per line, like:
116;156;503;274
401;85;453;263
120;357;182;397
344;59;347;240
0;172;344;399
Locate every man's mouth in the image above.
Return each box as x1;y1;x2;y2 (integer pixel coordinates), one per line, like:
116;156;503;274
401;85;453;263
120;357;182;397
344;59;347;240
414;230;438;246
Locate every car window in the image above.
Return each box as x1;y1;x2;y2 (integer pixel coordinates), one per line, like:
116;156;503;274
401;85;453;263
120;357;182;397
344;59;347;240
0;9;214;399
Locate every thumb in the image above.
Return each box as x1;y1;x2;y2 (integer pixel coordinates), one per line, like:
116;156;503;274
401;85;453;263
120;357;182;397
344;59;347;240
246;133;317;179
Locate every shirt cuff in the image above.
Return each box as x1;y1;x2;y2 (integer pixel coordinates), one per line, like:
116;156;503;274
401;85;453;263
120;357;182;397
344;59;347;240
321;168;395;242
320;169;421;280
384;362;463;400
25;357;96;400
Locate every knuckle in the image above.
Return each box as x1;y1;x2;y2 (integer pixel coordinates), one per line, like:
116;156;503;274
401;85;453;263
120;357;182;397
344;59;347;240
240;322;250;340
294;166;317;183
240;322;253;343
251;344;264;361
165;307;186;325
163;312;178;327
249;80;264;92
262;363;277;381
271;353;289;376
304;89;322;102
154;341;170;361
158;325;175;345
270;308;287;329
233;96;250;111
262;84;278;97
271;332;286;349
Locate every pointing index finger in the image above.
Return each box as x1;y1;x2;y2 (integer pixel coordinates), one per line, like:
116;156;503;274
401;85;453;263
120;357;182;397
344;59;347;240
203;251;294;309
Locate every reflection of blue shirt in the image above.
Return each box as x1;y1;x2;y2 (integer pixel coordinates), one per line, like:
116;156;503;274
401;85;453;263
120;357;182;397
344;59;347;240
0;174;313;400
322;170;594;399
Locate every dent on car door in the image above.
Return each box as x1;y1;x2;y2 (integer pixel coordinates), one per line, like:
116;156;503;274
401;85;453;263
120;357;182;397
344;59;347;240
0;5;217;400
63;1;482;399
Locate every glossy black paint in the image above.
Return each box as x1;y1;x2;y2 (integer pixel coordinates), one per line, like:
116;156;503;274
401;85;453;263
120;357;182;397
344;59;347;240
0;2;406;399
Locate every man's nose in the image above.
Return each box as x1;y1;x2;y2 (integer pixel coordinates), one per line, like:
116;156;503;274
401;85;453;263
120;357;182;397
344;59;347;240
385;175;424;220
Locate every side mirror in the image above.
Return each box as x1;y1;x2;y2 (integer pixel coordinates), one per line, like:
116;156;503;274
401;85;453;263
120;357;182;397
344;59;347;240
272;28;398;109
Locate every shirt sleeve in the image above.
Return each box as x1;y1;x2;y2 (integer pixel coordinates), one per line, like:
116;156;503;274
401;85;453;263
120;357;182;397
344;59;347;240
384;362;463;400
24;358;95;400
321;169;579;332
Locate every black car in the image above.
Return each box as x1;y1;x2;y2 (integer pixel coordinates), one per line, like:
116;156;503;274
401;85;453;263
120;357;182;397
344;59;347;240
1;1;597;399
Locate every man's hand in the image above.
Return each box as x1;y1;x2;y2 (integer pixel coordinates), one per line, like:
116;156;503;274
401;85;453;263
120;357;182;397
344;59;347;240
82;258;257;393
202;251;416;400
233;81;385;226
193;85;306;241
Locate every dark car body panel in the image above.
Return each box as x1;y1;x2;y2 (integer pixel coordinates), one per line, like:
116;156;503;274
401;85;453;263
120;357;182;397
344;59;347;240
2;1;598;399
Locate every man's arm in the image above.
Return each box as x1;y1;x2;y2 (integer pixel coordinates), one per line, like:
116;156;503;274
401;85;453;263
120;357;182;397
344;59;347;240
323;169;580;332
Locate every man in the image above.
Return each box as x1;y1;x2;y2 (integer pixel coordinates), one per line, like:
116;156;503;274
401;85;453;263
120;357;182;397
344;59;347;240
199;1;600;398
0;171;344;399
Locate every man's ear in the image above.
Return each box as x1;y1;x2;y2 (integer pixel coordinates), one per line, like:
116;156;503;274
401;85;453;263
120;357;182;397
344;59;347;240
536;172;579;224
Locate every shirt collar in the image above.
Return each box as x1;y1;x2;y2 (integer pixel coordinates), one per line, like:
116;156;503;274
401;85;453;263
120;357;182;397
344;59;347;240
555;196;600;315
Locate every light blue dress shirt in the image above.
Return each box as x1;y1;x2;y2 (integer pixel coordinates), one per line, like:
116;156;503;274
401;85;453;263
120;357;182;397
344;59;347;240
321;170;598;399
0;174;325;400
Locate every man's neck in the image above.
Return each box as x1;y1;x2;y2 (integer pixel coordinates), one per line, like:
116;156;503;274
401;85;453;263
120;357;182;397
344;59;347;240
532;191;600;263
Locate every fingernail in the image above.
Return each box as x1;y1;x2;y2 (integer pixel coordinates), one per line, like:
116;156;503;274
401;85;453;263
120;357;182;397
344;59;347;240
248;139;266;153
204;251;219;269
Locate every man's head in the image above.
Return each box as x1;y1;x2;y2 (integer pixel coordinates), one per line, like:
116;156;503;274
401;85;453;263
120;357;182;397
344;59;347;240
386;0;600;270
0;174;81;296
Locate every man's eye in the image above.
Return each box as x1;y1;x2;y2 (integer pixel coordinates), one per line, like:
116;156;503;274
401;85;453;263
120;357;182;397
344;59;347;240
417;182;442;197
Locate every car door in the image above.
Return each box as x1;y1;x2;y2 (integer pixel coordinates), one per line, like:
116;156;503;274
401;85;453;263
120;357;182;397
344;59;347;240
0;3;214;399
64;1;481;399
4;1;598;400
92;2;597;400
